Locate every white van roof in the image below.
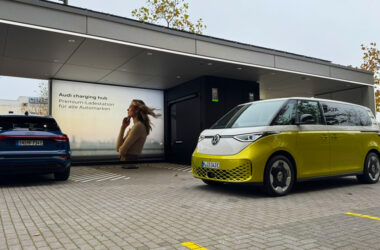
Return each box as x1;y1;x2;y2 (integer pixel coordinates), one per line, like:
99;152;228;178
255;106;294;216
242;97;372;111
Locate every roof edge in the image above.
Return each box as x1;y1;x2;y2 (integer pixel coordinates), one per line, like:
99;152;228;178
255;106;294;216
8;0;375;76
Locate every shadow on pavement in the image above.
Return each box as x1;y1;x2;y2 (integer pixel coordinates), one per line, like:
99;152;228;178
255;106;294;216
194;182;266;198
0;174;58;187
193;176;364;197
293;177;361;194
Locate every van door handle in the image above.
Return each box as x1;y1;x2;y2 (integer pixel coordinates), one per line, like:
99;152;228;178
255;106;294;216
175;140;184;144
330;134;338;139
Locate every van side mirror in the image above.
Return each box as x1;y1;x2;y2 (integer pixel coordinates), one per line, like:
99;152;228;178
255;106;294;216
298;114;315;125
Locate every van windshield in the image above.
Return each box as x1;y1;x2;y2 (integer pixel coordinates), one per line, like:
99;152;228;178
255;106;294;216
211;100;285;129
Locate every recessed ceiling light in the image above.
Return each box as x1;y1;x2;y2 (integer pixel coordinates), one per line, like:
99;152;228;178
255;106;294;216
176;75;181;79
236;67;243;70
147;52;153;56
207;62;213;66
68;39;76;43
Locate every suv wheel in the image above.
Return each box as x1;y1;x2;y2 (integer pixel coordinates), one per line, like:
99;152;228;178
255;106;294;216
54;167;70;181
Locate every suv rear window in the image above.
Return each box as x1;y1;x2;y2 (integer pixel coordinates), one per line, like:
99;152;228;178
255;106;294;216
0;117;60;131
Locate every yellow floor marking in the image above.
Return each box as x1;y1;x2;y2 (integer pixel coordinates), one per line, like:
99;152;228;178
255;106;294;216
346;212;380;221
181;241;208;250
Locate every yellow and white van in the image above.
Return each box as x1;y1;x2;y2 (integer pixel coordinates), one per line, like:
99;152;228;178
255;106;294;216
192;97;380;196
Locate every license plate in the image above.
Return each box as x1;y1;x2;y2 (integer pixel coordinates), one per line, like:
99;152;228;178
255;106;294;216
202;161;220;169
18;140;44;146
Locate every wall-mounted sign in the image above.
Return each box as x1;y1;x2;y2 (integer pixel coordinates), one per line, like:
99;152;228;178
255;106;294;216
249;92;255;102
28;97;48;104
212;88;219;102
51;80;164;157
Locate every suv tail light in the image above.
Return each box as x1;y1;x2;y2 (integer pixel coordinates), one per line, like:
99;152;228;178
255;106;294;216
53;135;69;142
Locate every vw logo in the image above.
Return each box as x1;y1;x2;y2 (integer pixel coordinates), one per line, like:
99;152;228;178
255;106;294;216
211;134;221;145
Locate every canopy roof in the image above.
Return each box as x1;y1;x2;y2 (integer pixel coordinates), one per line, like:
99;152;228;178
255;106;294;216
0;0;373;99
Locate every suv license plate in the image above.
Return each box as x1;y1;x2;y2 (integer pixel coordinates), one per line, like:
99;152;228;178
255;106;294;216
18;140;44;146
202;161;220;169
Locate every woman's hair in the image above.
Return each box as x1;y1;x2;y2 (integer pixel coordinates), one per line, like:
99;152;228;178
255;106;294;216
132;99;161;135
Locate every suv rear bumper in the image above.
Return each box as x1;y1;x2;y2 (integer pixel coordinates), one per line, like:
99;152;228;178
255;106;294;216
0;156;70;175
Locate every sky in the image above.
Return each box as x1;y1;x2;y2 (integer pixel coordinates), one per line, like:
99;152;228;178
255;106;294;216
1;0;379;99
0;76;47;100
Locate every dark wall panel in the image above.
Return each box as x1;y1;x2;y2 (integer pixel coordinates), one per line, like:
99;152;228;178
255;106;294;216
165;76;259;164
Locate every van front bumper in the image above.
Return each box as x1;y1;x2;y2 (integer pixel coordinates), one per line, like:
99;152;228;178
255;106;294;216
191;153;254;183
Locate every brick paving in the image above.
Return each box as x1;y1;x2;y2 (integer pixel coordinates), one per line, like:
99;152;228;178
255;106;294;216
0;163;380;249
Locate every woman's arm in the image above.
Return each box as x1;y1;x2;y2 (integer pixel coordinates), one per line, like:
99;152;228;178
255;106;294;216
116;117;131;152
118;123;144;156
116;126;126;152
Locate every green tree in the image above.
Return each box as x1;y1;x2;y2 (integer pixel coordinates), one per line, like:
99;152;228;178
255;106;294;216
361;42;380;112
132;0;206;34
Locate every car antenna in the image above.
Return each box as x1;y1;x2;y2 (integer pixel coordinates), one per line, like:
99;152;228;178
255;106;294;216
25;111;29;116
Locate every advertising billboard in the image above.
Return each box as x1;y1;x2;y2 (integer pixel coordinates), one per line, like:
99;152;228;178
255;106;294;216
51;80;164;158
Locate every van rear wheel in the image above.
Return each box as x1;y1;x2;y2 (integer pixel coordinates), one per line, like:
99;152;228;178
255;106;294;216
357;152;380;184
264;155;295;196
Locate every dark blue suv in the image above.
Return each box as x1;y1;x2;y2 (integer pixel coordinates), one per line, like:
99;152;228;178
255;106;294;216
0;114;71;180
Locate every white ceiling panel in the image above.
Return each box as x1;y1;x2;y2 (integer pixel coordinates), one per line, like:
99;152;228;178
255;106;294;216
67;39;143;70
55;64;111;82
1;57;62;79
212;66;265;82
119;51;225;78
137;76;195;90
101;70;154;85
261;75;356;100
4;25;83;63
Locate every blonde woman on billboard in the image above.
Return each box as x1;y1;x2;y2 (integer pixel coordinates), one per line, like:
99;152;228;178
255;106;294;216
116;99;161;169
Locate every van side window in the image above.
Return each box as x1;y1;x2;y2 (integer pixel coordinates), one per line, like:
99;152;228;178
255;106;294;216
297;100;323;124
359;108;372;126
321;101;372;126
272;100;296;125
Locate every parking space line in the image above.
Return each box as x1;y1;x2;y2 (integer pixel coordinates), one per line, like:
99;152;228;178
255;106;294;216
71;173;113;181
96;175;121;182
181;241;208;250
346;212;380;221
80;173;120;183
110;176;126;181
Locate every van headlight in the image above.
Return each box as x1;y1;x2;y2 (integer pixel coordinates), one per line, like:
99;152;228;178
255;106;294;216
233;133;262;142
198;135;206;142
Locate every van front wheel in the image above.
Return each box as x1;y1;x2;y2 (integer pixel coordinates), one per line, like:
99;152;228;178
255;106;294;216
357;152;380;184
264;155;295;196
